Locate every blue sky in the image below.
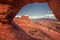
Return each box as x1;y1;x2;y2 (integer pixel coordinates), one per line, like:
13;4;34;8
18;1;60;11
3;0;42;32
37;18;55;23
16;3;56;19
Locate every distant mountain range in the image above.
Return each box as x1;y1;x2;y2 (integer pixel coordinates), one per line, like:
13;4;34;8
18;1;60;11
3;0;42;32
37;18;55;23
31;18;58;21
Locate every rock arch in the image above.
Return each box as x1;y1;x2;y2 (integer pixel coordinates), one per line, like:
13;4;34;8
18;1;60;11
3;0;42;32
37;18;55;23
0;0;60;23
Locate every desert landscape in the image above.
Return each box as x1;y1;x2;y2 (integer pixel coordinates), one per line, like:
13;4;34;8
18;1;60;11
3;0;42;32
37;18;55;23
14;16;60;40
0;0;60;40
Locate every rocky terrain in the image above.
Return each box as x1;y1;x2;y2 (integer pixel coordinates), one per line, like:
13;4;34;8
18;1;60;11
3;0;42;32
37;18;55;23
0;15;40;40
0;15;60;40
14;16;60;40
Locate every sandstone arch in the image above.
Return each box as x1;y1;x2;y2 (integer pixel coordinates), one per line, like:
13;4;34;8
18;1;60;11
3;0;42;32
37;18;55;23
0;0;60;23
0;0;60;40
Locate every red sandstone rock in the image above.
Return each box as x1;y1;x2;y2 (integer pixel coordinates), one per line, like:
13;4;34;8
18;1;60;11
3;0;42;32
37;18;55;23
0;23;39;40
21;16;30;21
14;18;60;40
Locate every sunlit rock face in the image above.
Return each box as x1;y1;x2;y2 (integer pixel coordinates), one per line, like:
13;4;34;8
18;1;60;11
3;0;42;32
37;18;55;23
21;16;30;21
14;16;60;40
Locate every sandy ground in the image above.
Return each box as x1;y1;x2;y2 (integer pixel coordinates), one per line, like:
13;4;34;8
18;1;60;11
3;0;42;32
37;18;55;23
14;17;60;40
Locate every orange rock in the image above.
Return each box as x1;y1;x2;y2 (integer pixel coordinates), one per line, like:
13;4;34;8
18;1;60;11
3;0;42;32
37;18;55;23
21;16;30;21
0;23;39;40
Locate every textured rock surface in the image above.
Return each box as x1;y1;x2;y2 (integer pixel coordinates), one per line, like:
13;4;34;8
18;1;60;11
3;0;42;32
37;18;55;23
0;23;39;40
14;17;60;40
21;16;30;21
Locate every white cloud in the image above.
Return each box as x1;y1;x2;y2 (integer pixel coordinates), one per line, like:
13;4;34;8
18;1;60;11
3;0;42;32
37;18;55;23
29;16;40;19
15;14;56;19
43;14;56;19
45;14;54;17
15;14;29;17
15;15;21;17
24;14;28;16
